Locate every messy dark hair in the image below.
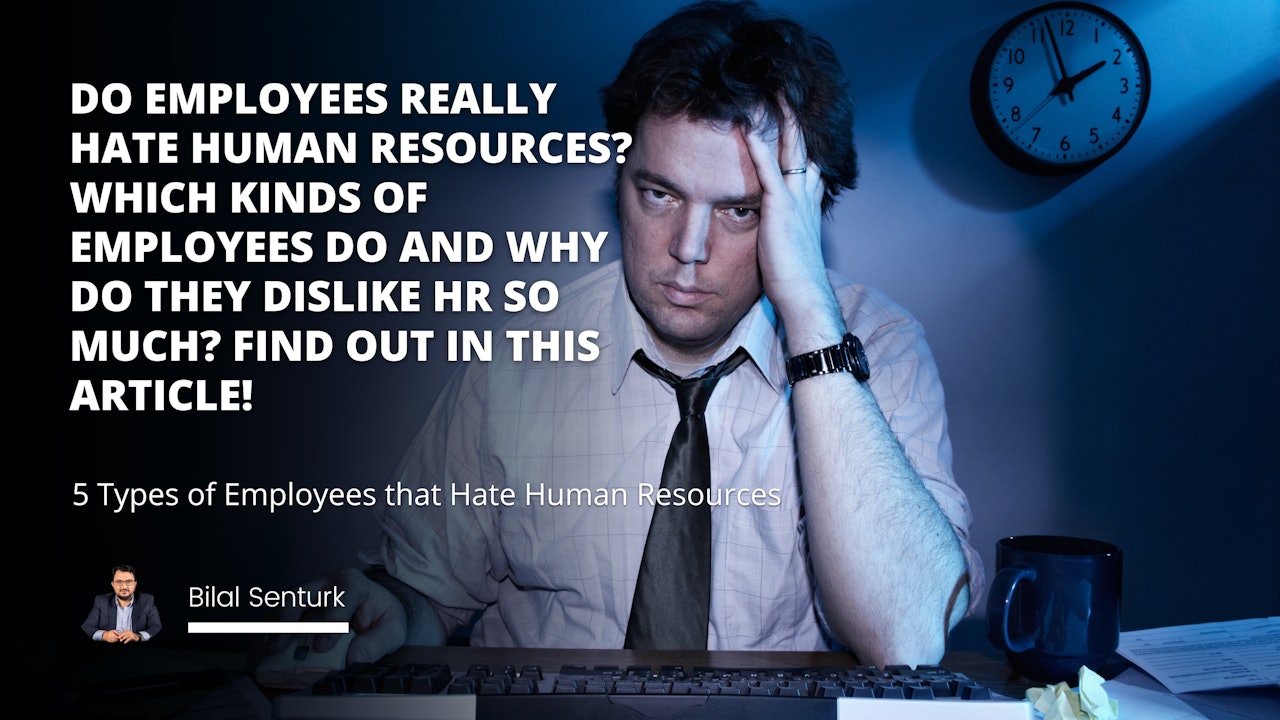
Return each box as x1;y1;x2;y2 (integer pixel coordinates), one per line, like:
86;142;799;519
602;0;858;213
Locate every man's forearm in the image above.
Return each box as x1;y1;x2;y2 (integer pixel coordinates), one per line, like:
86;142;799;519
784;297;968;666
719;99;971;663
796;370;968;664
142;607;161;639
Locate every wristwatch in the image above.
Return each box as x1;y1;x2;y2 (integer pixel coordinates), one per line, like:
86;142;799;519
785;333;870;385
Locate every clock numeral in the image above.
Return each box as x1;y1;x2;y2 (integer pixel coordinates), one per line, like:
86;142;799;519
1112;107;1122;122
1089;128;1100;144
1120;78;1129;94
1113;48;1123;65
1010;106;1021;122
1031;127;1041;142
1060;135;1071;152
1094;27;1099;43
1003;76;1015;92
1006;47;1026;64
1031;26;1043;44
1059;19;1075;36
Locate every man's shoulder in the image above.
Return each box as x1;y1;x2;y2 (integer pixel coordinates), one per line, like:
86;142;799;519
827;270;921;331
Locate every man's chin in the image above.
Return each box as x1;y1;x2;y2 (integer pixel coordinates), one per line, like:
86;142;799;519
632;295;738;362
649;322;733;362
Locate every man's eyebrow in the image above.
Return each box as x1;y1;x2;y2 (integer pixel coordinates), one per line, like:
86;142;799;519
629;168;683;194
717;190;764;208
629;168;763;207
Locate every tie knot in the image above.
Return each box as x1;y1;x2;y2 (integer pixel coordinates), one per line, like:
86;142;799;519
634;347;750;418
674;375;716;417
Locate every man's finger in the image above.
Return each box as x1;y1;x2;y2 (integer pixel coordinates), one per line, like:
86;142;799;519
777;103;809;179
743;125;786;193
801;159;823;201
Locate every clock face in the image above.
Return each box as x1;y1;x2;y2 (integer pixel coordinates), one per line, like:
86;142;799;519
971;2;1150;174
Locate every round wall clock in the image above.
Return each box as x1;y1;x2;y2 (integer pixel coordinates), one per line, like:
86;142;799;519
970;2;1150;175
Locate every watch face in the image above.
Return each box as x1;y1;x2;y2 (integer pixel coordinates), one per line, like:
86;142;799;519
971;2;1150;174
847;334;870;383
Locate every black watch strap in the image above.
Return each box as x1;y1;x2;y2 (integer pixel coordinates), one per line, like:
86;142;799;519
785;333;870;386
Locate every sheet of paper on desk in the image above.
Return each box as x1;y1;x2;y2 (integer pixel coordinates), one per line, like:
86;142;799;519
1102;676;1209;720
1116;617;1280;693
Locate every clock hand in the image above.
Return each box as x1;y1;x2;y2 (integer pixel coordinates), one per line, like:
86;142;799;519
1044;18;1071;91
1004;21;1079;137
1045;59;1107;104
1010;90;1057;134
1063;60;1106;92
1009;60;1108;135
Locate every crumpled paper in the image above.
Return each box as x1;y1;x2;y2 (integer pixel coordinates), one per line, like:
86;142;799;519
1026;666;1119;720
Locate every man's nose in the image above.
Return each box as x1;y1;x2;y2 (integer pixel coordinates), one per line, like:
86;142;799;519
669;208;710;264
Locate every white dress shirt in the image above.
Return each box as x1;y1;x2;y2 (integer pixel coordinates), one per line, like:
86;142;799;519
379;260;982;650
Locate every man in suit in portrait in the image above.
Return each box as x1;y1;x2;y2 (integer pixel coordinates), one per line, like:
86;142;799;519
82;564;162;643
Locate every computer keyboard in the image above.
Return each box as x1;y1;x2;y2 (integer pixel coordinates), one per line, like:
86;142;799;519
273;661;1033;719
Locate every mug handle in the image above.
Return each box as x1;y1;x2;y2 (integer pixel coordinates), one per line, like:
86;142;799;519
986;564;1037;653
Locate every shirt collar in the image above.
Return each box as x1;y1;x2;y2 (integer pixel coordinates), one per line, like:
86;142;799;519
608;270;789;394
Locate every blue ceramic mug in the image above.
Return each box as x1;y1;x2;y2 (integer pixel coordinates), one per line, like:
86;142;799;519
986;535;1122;683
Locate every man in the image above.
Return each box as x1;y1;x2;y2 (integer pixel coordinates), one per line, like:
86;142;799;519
290;0;981;667
82;565;162;643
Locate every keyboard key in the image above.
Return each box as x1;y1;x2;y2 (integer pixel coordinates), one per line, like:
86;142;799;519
876;683;906;699
905;683;935;700
408;665;451;694
961;682;994;700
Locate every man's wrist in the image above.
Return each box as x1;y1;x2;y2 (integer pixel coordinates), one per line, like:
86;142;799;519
786;333;870;385
773;287;846;355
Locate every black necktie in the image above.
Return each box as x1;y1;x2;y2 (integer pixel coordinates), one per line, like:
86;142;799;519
624;346;750;649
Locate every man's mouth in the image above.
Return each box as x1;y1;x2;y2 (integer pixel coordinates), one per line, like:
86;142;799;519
660;282;711;306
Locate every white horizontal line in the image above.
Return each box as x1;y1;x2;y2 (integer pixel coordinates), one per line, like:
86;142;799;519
187;621;349;634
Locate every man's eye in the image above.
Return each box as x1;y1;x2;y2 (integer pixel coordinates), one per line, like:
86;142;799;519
726;207;758;221
642;188;671;202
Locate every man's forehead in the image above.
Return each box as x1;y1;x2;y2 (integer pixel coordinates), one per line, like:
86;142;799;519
626;113;766;200
643;107;783;142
